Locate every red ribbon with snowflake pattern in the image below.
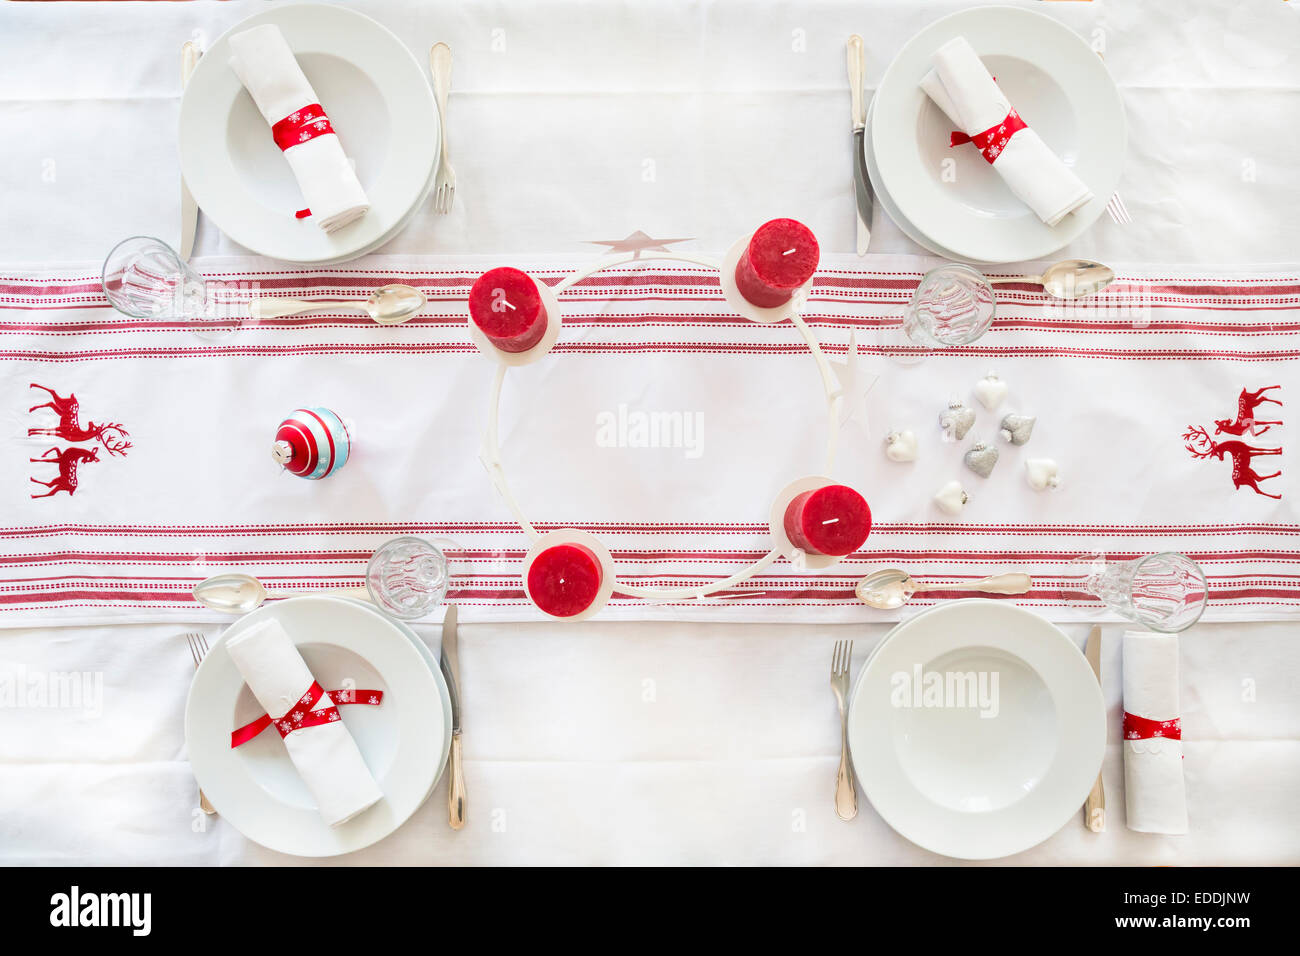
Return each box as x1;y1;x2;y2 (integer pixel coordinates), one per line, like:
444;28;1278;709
230;681;383;748
270;103;336;153
949;108;1029;164
1122;711;1181;741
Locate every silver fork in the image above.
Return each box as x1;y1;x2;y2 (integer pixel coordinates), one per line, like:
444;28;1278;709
830;639;857;820
185;632;216;815
429;42;456;214
1105;192;1132;225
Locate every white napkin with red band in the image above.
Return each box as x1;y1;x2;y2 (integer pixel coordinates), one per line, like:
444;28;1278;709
228;24;370;233
225;618;382;827
1122;631;1189;834
920;36;1093;226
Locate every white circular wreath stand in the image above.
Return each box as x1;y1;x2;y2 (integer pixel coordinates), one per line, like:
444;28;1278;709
474;240;851;608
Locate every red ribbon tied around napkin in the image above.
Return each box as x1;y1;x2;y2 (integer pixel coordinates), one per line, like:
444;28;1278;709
230;681;383;748
271;103;336;153
949;108;1028;164
272;104;335;219
1122;712;1182;741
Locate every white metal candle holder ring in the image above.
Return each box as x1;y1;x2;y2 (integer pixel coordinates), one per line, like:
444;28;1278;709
473;240;852;609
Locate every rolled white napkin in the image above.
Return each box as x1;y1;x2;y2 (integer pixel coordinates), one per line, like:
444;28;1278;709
226;618;383;827
228;24;369;233
920;36;1093;226
1122;631;1188;834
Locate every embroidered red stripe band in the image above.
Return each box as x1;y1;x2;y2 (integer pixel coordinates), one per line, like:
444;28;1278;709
229;681;384;747
271;103;335;153
1122;711;1182;741
949;108;1029;164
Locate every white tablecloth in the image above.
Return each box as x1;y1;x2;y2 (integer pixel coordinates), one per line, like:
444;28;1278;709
0;0;1298;865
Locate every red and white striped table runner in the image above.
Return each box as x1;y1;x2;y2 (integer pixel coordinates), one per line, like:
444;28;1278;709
1;253;1296;625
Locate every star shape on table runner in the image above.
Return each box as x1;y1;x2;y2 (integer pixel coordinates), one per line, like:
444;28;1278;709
585;231;694;259
826;331;879;428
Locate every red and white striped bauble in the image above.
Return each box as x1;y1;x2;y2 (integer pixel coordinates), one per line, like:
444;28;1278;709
272;407;351;480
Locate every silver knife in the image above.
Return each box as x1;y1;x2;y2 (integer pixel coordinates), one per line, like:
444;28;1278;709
179;40;202;261
846;35;873;256
438;603;465;829
1082;625;1106;832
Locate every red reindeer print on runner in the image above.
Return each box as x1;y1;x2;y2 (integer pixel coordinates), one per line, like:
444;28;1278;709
1214;385;1283;437
1183;425;1283;500
27;383;131;456
29;446;100;499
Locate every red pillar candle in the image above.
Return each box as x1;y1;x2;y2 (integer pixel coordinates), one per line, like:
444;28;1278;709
783;484;872;556
734;218;820;309
527;543;604;617
469;267;549;353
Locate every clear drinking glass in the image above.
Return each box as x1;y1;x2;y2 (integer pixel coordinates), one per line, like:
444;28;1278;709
101;236;239;339
1072;551;1208;633
366;536;451;620
903;263;996;348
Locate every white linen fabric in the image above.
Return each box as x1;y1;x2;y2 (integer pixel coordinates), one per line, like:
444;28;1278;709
0;0;1298;866
224;618;383;826
920;36;1093;226
1122;631;1188;835
228;24;369;233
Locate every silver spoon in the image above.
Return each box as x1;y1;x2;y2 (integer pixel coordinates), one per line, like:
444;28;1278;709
987;259;1115;299
192;572;369;614
855;568;1033;610
247;283;426;324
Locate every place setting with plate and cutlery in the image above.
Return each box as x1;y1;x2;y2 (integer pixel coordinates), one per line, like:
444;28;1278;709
0;0;1296;880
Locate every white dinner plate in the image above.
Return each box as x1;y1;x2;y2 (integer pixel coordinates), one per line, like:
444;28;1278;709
179;3;439;264
871;5;1125;264
185;596;450;857
865;98;976;264
847;600;1104;859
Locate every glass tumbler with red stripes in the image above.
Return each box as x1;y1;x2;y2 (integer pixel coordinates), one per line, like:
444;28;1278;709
366;536;451;620
1073;551;1208;633
903;263;996;348
102;236;240;340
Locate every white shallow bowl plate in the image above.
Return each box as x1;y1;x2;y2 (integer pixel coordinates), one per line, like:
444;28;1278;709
865;98;975;263
847;601;1104;859
179;3;439;264
871;5;1125;264
186;596;450;857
